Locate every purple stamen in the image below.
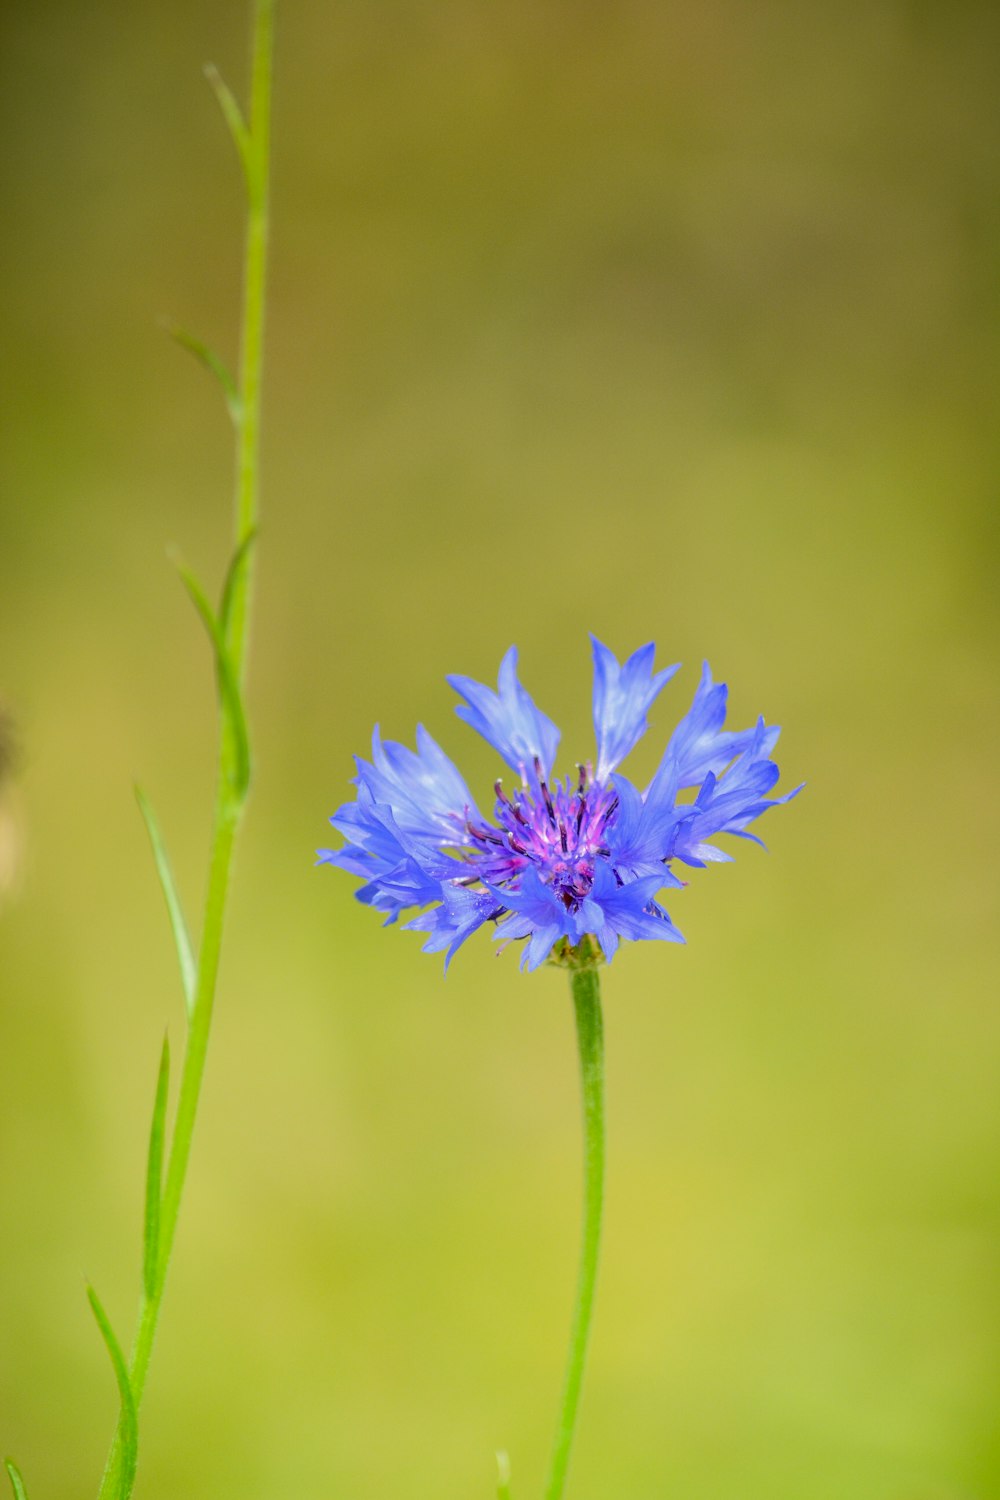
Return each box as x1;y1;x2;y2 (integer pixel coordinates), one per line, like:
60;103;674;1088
462;765;629;914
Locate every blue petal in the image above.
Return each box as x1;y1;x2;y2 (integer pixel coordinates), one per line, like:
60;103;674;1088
648;663;781;793
486;865;565;925
330;791;456;874
321;793;462;921
572;879;618;962
671;726;802;866
317;844;375;880
522;924;566;971
359;856;443;915
324;791;411;869
448;647;561;779
576;863;685;952
604;773;690;881
591;637;679;781
404;885;500;969
355;723;480;841
485;867;574;970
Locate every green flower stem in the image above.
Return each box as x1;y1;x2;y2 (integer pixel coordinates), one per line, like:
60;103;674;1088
95;4;273;1496
543;964;606;1500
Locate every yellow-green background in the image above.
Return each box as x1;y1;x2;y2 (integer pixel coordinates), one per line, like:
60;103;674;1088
1;2;998;1496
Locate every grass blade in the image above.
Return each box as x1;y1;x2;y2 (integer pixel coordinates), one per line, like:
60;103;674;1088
496;1450;512;1500
4;1460;28;1500
87;1285;138;1499
134;787;196;1018
204;63;252;186
173;559;251;805
143;1034;171;1301
218;528;258;643
165;322;241;425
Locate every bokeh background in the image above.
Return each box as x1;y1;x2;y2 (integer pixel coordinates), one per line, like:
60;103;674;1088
1;2;998;1497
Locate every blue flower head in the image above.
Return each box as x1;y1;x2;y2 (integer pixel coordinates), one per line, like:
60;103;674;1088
319;640;800;971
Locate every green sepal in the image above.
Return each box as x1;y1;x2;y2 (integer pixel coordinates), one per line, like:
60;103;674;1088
86;1284;138;1499
134;786;197;1019
204;63;253;187
4;1460;29;1500
172;557;251;806
143;1034;171;1301
496;1450;512;1500
218;528;259;645
547;933;603;972
164;322;241;425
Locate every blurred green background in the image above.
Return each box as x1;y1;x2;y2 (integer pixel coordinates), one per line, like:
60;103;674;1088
1;2;998;1497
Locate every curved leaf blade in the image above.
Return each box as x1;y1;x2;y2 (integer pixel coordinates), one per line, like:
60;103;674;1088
134;787;196;1018
87;1285;138;1499
218;528;258;645
4;1460;28;1500
165;323;241;425
143;1034;171;1300
204;64;252;186
173;559;251;805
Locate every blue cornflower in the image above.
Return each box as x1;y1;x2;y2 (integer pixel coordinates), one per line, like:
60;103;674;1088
320;640;800;970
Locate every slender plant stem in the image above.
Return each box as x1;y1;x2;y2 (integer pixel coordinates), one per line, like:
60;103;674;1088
226;0;273;676
543;964;606;1500
95;5;273;1496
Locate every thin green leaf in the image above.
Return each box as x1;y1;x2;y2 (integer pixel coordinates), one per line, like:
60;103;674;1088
143;1034;171;1300
172;558;251;804
496;1450;512;1500
204;63;252;186
218;528;258;643
87;1285;138;1500
165;322;241;425
134;786;196;1018
4;1460;28;1500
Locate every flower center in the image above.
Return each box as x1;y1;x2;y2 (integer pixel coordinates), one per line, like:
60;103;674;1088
465;760;618;907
